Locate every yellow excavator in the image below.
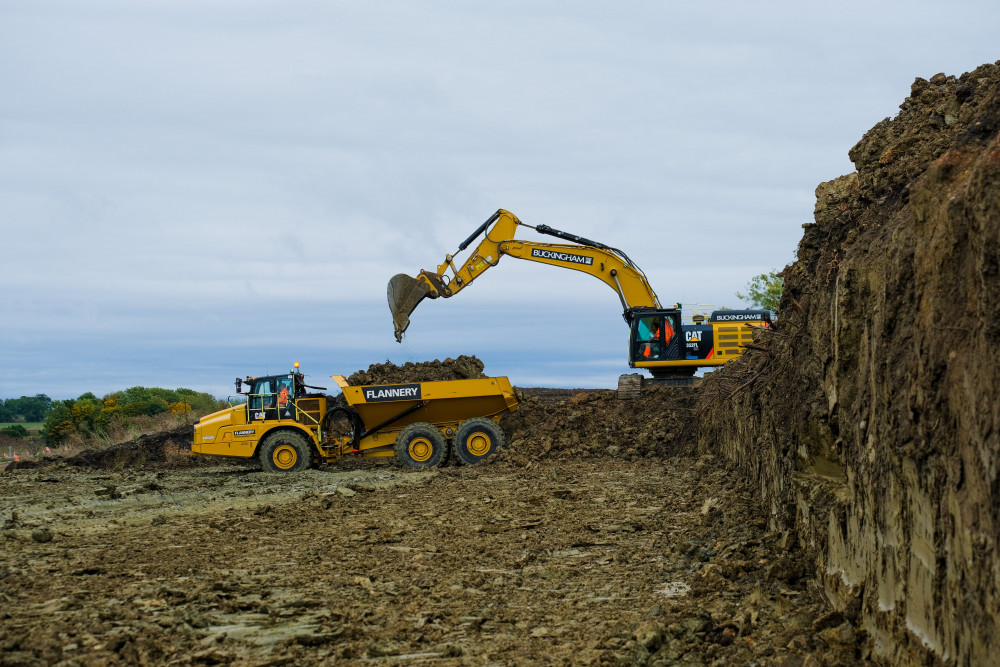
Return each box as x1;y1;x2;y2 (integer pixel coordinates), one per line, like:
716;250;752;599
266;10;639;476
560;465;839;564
388;209;773;384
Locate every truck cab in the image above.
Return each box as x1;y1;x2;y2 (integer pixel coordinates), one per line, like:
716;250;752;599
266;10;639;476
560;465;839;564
192;369;329;465
244;373;298;422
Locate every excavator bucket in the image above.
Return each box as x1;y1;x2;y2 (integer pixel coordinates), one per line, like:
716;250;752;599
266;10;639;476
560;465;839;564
388;273;431;342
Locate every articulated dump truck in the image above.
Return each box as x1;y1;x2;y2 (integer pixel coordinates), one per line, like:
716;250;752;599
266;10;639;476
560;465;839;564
192;365;518;472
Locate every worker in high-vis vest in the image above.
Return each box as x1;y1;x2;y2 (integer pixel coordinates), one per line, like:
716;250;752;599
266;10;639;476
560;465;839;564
642;317;674;359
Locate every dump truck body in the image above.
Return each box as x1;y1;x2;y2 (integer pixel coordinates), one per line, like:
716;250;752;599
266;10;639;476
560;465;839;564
332;375;517;454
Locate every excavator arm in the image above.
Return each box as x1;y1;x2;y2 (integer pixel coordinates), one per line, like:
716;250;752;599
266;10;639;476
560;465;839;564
388;209;662;341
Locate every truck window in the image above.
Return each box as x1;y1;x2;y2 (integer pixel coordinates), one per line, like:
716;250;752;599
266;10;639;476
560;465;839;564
276;377;294;415
250;379;274;411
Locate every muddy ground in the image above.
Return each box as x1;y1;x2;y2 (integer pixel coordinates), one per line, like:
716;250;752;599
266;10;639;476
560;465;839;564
0;385;862;666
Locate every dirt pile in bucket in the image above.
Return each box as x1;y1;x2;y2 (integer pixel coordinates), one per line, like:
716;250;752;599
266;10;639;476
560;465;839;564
346;355;487;385
696;62;1000;665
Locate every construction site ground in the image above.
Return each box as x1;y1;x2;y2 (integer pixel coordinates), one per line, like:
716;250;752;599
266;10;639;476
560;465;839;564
0;409;849;666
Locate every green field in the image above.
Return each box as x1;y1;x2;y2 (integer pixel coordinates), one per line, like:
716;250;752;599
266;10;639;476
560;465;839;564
0;422;44;430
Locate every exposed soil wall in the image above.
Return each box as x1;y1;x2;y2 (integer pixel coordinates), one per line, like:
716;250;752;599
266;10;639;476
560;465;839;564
696;63;1000;665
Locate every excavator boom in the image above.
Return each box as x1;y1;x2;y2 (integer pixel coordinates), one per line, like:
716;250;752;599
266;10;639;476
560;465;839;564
388;209;661;341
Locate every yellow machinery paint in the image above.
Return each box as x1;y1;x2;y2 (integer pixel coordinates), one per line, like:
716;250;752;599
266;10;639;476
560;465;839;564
192;370;518;472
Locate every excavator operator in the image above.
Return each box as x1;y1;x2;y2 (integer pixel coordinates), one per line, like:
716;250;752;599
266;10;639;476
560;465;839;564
642;317;674;359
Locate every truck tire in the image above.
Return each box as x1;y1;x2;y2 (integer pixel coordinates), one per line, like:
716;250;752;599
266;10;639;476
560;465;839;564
394;422;448;468
259;430;313;472
453;417;505;465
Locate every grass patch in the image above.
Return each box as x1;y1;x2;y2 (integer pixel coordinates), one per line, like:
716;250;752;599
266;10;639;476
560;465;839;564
0;422;44;430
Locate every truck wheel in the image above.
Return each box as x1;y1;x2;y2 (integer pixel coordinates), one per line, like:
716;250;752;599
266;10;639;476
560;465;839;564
453;417;505;465
394;423;447;468
259;431;313;472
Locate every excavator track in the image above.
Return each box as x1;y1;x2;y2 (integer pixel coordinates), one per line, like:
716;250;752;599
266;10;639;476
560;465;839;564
617;372;696;399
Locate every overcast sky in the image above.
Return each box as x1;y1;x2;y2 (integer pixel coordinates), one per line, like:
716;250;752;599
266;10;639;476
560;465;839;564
2;1;998;399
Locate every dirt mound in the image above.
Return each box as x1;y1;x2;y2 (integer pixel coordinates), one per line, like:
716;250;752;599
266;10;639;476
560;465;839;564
4;425;201;472
697;62;1000;665
65;426;198;470
346;355;487;385
501;386;698;462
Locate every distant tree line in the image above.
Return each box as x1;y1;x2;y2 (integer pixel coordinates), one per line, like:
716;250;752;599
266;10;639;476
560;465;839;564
1;388;221;445
42;387;221;445
0;394;52;423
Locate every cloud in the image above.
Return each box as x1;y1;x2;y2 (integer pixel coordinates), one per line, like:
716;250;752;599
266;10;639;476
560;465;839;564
3;0;999;397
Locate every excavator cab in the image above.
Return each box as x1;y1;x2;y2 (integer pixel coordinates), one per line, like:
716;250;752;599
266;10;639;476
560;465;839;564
629;310;684;363
626;309;707;384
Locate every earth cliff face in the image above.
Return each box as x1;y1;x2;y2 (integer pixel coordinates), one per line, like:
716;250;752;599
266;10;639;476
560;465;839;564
697;62;1000;664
